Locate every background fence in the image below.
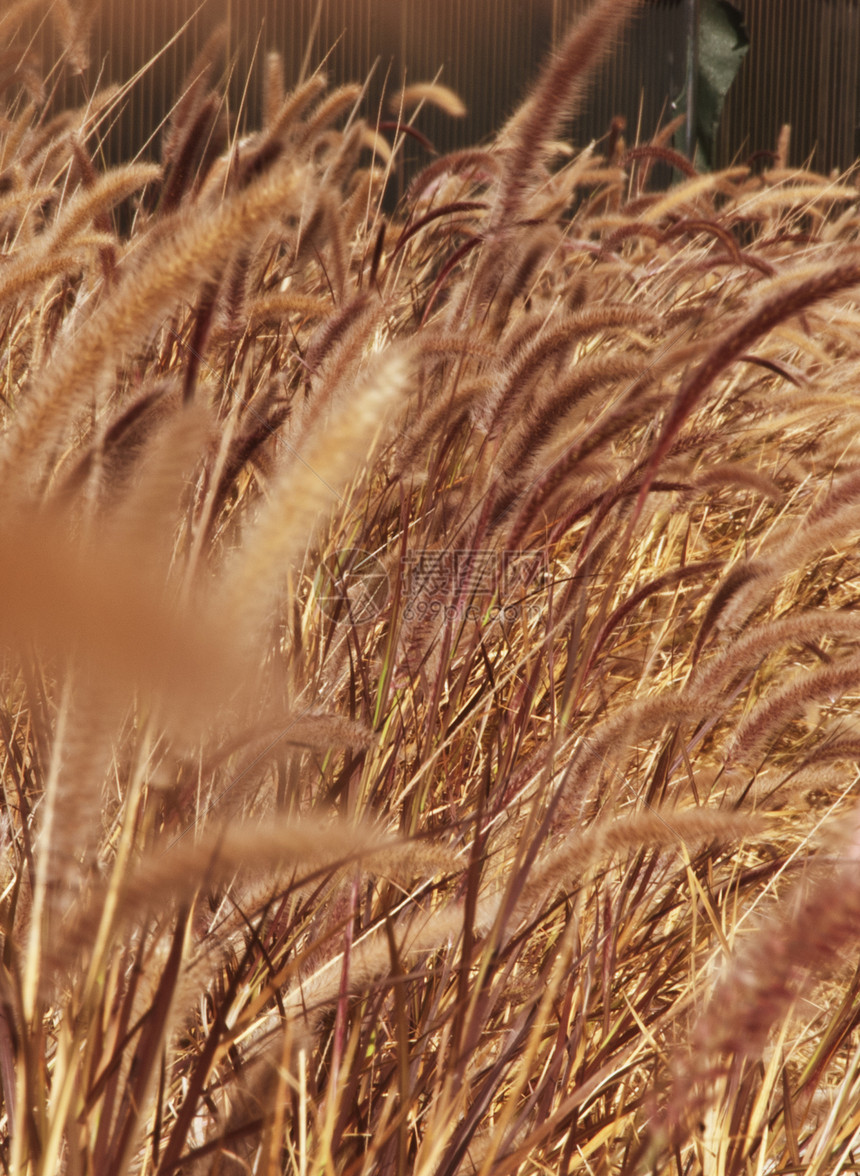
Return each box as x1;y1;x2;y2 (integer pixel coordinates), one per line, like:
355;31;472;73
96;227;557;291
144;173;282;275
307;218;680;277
20;0;860;176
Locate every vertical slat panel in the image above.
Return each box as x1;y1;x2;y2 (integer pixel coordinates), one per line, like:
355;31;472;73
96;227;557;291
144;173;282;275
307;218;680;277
720;0;860;174
17;1;860;177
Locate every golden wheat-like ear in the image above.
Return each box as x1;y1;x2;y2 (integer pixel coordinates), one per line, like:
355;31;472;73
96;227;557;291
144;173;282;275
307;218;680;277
407;148;500;205
356;123;392;168
298;84;363;148
773;123;792;169
246;290;330;330
0;182;52;233
0;102;39;172
262;51;286;130
492;0;640;232
659;799;860;1149
726;653;860;769
159;92;227;213
313;189;348;301
392;83;466;120
161;24;227;166
217;345;411;645
496;352;647;471
690;462;782;502
724;178;856;227
204;712;377;772
638;166;749;223
0;238;110;310
57;378;179;503
394;382;479;477
0;162;303;498
519;808;767;911
325;120;374;196
640;255;860;518
302;292;373;378
24;671;123;982
710;465;860;635
771;464;860;569
265;73;328;143
691;610;860;701
45;162;161;253
125;820;451;916
487;355;648;533
476;304;656;434
47;818;453;992
49;0;93;73
556;693;706;819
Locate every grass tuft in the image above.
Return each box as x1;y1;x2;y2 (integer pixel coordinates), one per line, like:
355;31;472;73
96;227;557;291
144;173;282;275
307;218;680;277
3;2;860;1172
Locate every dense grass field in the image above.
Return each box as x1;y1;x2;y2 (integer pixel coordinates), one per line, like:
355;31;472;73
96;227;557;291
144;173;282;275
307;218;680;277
4;0;860;1172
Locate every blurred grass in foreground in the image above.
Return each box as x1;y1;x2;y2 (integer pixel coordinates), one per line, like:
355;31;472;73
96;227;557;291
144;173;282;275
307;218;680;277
3;1;860;1173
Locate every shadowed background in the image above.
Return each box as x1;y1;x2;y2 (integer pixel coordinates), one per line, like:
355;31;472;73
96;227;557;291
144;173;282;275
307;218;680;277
20;1;860;177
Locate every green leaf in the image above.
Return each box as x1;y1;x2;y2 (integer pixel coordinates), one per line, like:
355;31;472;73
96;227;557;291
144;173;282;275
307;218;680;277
676;0;749;170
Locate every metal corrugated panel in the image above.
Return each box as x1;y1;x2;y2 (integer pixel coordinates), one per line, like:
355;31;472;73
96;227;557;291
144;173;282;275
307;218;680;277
719;0;860;172
19;1;860;175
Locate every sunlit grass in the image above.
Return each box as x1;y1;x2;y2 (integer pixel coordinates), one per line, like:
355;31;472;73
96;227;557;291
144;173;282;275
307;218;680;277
2;2;860;1173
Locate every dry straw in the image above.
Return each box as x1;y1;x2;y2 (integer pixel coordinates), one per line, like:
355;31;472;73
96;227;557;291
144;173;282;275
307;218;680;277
4;1;860;1172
